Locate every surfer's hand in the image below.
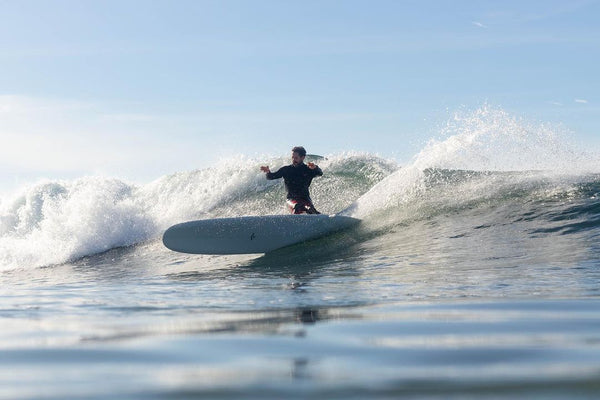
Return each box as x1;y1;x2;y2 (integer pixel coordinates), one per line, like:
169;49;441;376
260;166;270;173
307;162;317;169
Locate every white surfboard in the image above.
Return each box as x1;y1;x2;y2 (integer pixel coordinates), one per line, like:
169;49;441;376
162;214;360;255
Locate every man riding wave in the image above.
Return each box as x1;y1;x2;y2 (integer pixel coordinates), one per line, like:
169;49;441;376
260;146;323;214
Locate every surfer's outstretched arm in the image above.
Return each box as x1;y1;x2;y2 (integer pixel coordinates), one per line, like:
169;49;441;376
262;166;285;180
307;162;323;176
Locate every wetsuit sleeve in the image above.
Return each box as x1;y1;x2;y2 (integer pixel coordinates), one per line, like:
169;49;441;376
266;166;285;180
312;166;323;177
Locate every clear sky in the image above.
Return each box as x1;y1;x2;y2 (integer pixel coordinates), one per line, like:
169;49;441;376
1;0;599;194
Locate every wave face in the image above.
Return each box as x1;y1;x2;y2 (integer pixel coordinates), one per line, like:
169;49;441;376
1;106;599;270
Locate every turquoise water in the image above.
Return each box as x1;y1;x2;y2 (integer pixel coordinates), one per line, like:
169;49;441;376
1;108;600;399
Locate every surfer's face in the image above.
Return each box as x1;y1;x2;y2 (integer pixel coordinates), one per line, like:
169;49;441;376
291;152;305;166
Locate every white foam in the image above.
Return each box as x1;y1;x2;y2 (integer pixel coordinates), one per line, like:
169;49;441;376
413;106;592;172
0;153;395;270
0;178;155;269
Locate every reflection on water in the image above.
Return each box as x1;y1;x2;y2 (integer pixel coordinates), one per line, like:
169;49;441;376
1;299;599;399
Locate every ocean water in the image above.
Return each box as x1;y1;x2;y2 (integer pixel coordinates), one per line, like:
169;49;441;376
1;107;600;399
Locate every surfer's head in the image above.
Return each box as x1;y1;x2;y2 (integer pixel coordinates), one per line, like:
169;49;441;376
291;146;306;166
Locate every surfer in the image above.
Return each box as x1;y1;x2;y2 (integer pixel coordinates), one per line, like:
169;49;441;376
260;146;323;214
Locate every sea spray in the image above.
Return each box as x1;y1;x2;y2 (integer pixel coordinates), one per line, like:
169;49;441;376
142;155;274;225
413;105;587;172
345;106;599;224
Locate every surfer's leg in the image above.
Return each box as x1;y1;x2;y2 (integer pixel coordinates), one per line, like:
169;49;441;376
295;198;320;214
287;199;316;214
287;199;303;214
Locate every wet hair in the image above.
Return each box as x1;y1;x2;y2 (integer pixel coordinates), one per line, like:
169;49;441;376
292;146;307;157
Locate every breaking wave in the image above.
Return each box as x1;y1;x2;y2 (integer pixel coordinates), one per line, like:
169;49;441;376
1;106;599;270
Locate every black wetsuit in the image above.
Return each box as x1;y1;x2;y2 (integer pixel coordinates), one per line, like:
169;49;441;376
266;163;323;212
